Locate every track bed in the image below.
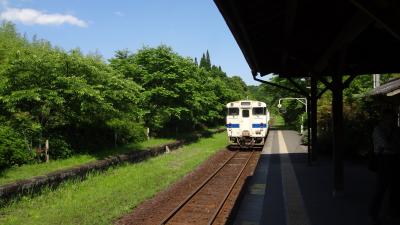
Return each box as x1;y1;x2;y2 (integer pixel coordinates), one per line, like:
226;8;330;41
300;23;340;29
115;149;260;225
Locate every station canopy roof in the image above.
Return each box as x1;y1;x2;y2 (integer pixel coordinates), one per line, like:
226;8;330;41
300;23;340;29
214;0;400;78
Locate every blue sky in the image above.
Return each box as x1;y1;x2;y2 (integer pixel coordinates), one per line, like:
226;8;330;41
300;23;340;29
0;0;261;85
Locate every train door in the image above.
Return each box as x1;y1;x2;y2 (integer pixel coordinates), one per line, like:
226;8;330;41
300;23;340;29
241;108;251;136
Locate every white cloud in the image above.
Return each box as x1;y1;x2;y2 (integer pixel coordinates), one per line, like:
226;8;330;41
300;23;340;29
114;11;124;17
0;7;88;27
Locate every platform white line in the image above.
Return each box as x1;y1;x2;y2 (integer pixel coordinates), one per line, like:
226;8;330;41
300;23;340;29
278;130;289;154
278;131;310;225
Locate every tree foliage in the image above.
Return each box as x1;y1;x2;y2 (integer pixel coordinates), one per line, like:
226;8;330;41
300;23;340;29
317;74;399;157
0;23;145;168
248;76;307;129
249;73;400;157
0;23;248;169
110;46;247;133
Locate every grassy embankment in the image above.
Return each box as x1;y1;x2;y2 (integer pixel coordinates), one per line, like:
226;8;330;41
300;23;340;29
271;114;285;128
0;132;228;225
0;138;174;186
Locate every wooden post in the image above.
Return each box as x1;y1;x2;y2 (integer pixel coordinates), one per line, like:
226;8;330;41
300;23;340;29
146;128;150;140
45;139;49;163
114;132;118;148
332;75;344;196
311;76;318;161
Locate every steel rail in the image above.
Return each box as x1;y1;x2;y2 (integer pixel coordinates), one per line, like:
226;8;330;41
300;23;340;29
207;150;255;225
158;150;240;225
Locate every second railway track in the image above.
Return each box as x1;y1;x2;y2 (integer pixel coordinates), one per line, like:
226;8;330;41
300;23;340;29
158;150;260;225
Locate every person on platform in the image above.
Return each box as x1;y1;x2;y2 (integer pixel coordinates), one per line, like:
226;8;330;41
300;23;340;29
369;108;400;225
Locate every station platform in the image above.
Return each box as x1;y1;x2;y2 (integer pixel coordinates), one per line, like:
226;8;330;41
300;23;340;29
231;130;390;225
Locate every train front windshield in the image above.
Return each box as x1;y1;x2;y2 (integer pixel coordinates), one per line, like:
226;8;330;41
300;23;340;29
252;107;266;115
228;108;239;116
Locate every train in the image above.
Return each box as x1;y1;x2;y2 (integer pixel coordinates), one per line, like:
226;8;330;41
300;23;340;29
226;100;270;148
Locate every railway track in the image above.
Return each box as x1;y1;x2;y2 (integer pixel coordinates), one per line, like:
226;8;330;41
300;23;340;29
158;150;259;225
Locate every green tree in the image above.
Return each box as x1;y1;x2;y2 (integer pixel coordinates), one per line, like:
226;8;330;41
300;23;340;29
110;45;247;133
0;22;145;164
0;125;34;170
199;53;207;69
205;50;211;69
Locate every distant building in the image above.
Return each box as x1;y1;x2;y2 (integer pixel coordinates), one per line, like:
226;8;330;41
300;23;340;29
370;78;400;126
371;78;400;98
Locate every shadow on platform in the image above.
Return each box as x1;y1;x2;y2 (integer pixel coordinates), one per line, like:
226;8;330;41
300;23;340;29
232;130;399;225
286;153;373;225
234;153;377;225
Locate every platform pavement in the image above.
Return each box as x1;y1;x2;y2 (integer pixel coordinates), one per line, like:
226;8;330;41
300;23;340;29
231;130;392;225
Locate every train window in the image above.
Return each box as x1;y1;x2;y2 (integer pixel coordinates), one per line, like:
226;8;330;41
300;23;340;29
228;108;239;116
242;109;250;117
252;107;265;115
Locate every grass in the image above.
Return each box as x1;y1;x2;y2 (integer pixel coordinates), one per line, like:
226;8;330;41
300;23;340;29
0;132;228;225
271;114;285;128
0;137;175;186
207;125;225;132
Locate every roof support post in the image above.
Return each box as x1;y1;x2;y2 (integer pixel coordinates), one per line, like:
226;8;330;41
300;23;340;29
343;75;358;88
310;76;318;161
318;76;333;90
316;86;329;99
331;75;344;196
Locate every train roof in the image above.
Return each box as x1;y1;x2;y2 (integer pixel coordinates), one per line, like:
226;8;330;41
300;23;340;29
226;100;266;108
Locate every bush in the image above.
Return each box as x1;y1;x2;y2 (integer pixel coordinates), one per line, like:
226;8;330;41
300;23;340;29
47;137;73;159
106;118;146;145
118;122;147;144
0;125;34;170
316;99;378;158
301;129;309;145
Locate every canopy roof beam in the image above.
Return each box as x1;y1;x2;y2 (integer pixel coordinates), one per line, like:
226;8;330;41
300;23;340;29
350;0;400;41
287;77;309;97
314;11;373;73
253;73;305;97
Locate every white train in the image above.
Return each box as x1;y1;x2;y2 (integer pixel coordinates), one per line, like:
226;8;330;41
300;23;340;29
226;100;270;148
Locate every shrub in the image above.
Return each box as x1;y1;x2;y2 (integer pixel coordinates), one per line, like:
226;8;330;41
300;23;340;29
0;125;34;170
301;129;309;145
316;99;378;158
106;118;146;145
47;137;73;160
